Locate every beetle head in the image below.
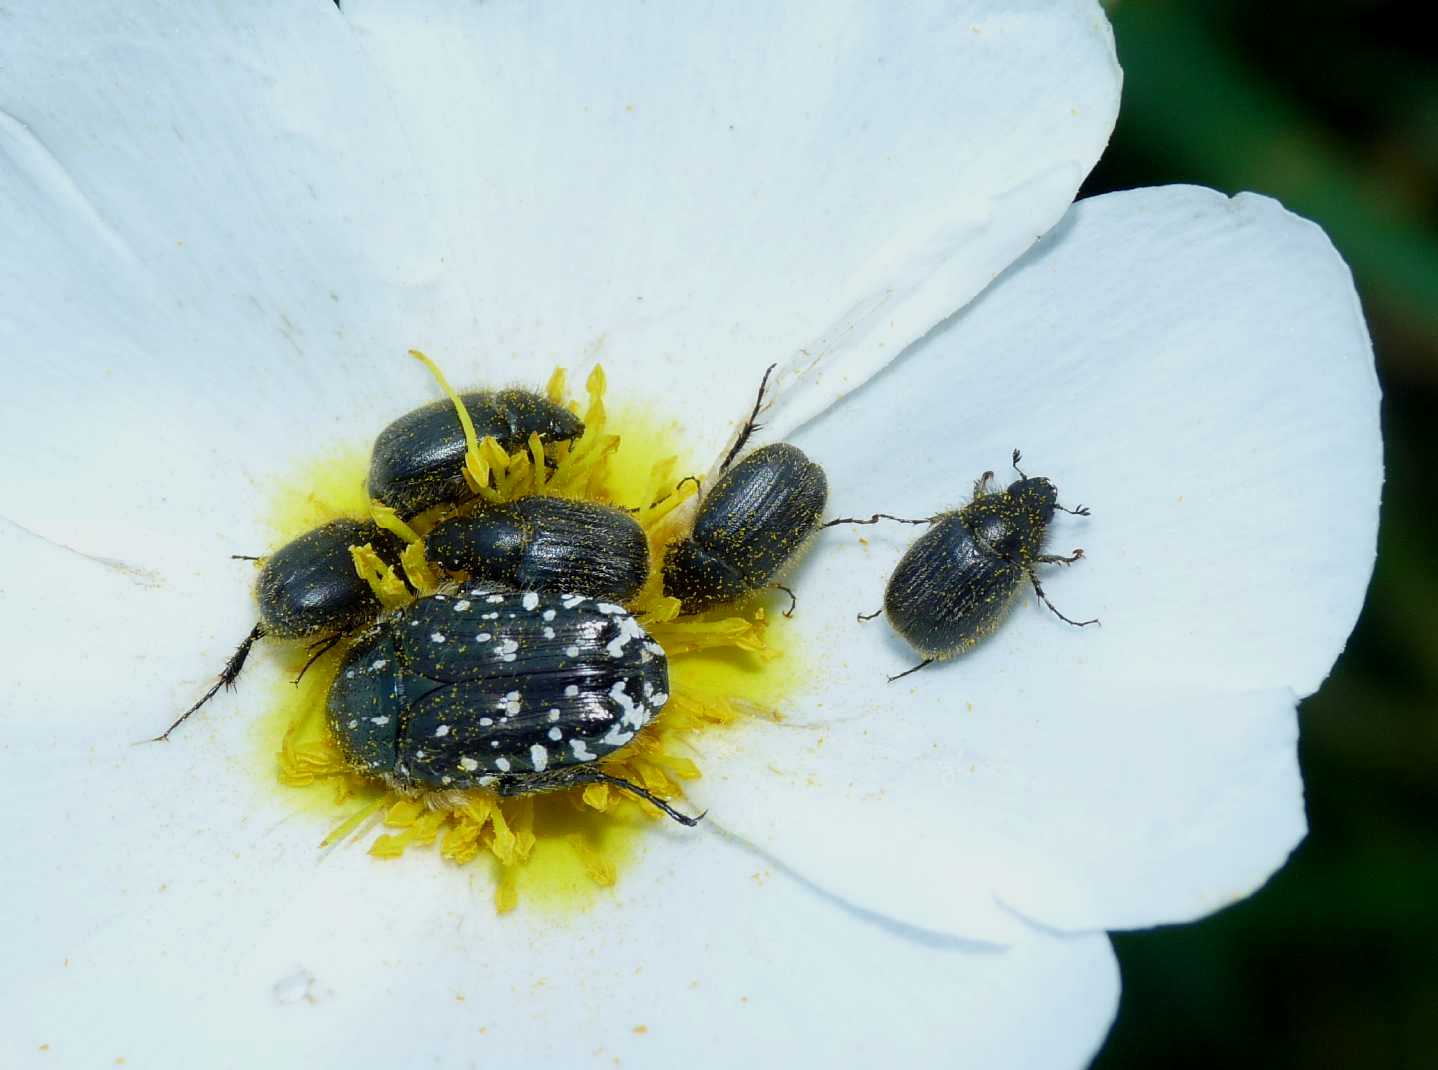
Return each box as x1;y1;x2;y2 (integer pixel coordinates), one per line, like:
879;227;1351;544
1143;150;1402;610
1007;476;1058;524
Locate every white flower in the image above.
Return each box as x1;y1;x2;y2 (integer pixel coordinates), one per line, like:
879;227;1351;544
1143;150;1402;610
0;3;1378;1068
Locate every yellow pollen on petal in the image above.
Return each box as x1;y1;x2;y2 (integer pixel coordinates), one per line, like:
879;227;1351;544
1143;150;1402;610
258;354;802;914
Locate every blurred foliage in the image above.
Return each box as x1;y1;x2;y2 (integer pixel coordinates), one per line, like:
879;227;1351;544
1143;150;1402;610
1083;2;1438;1067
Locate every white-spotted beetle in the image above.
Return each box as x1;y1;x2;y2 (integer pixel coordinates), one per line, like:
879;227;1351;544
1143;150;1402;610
369;390;584;518
426;496;649;603
841;450;1097;680
662;366;829;614
162;385;594;742
329;585;700;824
161;496;654;741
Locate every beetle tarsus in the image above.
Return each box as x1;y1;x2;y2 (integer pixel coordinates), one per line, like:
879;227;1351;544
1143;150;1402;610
673;474;703;503
719;363;777;472
588;771;704;827
973;471;995;498
294;632;344;685
822;512;932;528
857;608;882;622
887;658;934;682
1038;548;1085;566
1026;571;1097;628
153;623;266;742
771;584;798;618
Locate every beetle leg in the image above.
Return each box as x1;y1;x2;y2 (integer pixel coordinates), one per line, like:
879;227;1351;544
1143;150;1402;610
718;363;777;472
294;632;344;685
1011;448;1027;479
973;470;995;498
771;584;798;618
857;607;883;622
1038;548;1085;566
1026;569;1098;628
230;554;264;561
674;474;703;502
1055;502;1091;516
582;771;706;827
821;512;932;528
887;658;934;682
151;623;267;742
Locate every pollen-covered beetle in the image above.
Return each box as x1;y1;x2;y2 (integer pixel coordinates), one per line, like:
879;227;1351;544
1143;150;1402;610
255;518;405;639
328;586;699;825
844;450;1096;681
156;518;406;740
369;390;584;518
425;496;650;603
662;367;828;614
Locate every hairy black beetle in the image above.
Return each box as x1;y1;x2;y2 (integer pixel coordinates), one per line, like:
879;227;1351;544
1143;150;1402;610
662;367;828;614
329;586;699;825
157;518;406;740
425;495;650;603
369;390;584;518
842;451;1096;680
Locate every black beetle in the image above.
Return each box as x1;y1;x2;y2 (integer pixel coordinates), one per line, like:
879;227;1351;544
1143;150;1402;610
157;518;406;740
842;451;1096;680
369;390;584;518
662;367;828;614
426;495;650;603
329;586;699;825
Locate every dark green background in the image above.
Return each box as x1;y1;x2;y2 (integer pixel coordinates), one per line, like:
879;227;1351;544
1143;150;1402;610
1083;3;1436;1067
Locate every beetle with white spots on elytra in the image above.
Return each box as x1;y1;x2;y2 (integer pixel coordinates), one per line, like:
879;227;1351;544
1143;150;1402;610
327;584;702;825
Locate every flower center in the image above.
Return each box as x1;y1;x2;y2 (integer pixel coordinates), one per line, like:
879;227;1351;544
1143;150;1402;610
255;358;796;912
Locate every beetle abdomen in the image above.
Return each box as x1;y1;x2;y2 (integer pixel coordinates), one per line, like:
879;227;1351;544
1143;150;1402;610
327;588;669;789
511;496;650;602
427;497;649;603
368;392;584;517
883;514;1023;659
663;443;828;613
256;518;404;639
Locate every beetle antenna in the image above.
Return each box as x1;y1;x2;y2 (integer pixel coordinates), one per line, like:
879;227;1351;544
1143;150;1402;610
150;623;266;742
719;363;777;473
588;771;705;827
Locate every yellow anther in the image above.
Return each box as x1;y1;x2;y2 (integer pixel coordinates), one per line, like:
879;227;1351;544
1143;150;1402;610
409;348;486;494
350;544;410;610
545;366;568;405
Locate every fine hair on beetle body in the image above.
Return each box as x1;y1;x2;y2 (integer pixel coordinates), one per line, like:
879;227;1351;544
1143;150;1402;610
661;364;831;617
832;449;1097;682
159;368;589;743
327;585;702;826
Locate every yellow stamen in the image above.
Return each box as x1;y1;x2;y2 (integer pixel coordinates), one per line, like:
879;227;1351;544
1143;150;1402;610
408;348;488;495
349;544;410;610
267;353;798;913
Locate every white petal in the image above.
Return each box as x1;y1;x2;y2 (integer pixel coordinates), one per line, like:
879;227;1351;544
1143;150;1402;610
341;0;1121;454
693;186;1380;938
0;4;473;563
0;537;1116;1067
